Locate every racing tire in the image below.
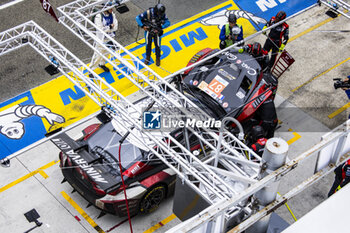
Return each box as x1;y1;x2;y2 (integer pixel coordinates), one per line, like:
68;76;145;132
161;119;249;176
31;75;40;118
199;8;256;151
139;184;166;214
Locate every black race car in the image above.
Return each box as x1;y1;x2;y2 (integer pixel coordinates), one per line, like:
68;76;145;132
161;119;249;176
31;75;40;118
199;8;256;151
183;48;278;136
52;120;180;217
51;48;276;216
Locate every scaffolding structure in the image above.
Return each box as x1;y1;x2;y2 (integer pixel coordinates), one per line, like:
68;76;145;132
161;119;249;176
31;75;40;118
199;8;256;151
2;0;349;232
318;0;350;19
56;0;264;210
0;18;261;231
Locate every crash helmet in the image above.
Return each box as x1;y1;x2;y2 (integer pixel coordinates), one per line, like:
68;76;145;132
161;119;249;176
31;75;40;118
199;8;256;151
251;125;264;141
155;3;166;17
228;13;237;24
275;11;286;22
251;42;262;57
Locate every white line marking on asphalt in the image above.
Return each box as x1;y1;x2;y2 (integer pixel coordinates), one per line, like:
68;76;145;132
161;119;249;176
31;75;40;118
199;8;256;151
0;0;25;10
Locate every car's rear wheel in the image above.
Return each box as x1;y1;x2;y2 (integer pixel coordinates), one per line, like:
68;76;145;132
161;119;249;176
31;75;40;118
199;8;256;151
139;184;166;214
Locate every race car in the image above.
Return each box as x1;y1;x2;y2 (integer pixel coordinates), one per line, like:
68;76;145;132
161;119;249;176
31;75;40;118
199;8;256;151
51;48;275;217
51;110;202;217
182;47;278;134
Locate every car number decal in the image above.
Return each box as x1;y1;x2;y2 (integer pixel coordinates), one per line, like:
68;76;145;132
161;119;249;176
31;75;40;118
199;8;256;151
207;75;229;96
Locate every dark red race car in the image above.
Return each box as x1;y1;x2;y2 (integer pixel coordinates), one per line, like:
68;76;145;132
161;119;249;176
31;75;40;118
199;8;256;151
50;48;277;217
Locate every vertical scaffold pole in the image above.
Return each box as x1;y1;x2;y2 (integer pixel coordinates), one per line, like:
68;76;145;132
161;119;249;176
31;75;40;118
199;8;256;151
246;138;289;233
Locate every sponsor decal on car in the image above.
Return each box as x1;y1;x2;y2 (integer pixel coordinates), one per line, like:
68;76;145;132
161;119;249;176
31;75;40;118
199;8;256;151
224;51;238;61
52;138;108;184
236;91;245;99
241;62;257;76
218;68;236;80
198;81;209;91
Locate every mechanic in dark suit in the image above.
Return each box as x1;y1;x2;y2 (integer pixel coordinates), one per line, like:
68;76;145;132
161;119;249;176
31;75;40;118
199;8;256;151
136;4;170;66
262;11;289;70
255;100;278;139
239;42;270;72
219;13;244;49
328;159;350;197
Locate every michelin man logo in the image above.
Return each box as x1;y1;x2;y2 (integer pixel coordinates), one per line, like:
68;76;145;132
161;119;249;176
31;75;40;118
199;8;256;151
0;104;65;139
200;9;267;29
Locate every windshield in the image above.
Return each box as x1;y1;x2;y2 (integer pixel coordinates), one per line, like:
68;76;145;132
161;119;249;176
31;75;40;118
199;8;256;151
87;122;142;171
183;85;226;119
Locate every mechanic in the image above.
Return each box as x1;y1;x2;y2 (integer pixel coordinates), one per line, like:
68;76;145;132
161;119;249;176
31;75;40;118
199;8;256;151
90;4;118;74
219;13;244;50
257;100;278;139
136;4;170;66
328;159;350;197
238;42;270;72
262;11;289;70
248;125;267;157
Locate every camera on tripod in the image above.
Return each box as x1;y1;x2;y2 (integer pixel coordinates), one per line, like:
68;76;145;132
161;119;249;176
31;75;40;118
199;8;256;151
333;78;350;89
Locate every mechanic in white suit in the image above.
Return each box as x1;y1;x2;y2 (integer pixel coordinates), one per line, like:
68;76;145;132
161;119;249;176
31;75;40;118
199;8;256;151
90;5;118;74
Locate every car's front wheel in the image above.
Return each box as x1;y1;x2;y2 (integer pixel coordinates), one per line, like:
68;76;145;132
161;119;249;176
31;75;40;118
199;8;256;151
139;184;166;214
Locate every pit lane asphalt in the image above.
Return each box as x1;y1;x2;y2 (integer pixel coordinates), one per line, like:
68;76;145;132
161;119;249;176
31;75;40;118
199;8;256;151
0;0;223;103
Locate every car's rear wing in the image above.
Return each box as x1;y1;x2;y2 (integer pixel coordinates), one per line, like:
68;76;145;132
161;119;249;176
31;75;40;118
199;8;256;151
50;133;120;191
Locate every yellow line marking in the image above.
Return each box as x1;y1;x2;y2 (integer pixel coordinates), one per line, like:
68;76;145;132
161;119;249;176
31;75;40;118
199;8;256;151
143;214;177;233
288;9;350;93
289;9;348;43
144;194;200;232
277;192;297;221
38;170;49;179
328;102;350;119
292;57;350;92
288;17;335;43
287;128;301;145
61;191;105;233
0;160;59;193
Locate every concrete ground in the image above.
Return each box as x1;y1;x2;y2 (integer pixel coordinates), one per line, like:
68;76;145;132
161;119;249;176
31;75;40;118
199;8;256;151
0;0;223;103
0;0;350;232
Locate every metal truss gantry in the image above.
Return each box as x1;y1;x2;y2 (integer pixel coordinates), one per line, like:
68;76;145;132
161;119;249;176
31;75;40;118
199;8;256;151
56;0;263;210
318;0;350;19
0;18;261;229
2;0;346;232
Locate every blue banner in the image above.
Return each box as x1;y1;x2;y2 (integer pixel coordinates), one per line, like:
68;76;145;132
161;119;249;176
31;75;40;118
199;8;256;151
236;0;318;29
